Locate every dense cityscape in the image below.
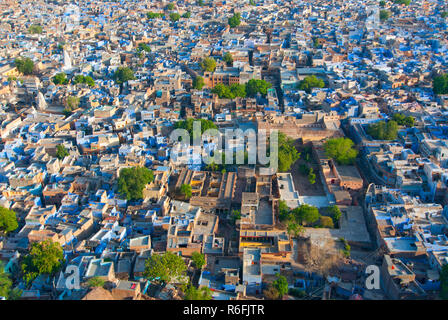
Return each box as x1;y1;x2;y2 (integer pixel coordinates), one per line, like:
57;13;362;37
0;0;448;302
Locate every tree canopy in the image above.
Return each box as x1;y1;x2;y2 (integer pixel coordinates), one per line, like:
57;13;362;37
0;207;18;235
433;74;448;95
52;72;68;85
440;264;448;299
147;12;164;19
28;24;43;34
246;79;272;97
297;75;325;93
174;118;217;140
113;67;135;85
380;10;391;21
118;167;154;201
182;11;191;18
272;274;289;298
15;57;34;75
223;52;233;66
292;204;320;226
183;283;212;300
180;184;192;199
228;13;241;28
144;252;186;285
367;120;398;140
169;12;181;22
392;113;414;127
73;75;95;87
191;252;206;270
21;240;64;285
193;76;205;90
56;144;69;160
200;57;216;72
324;137;358;165
277;132;300;172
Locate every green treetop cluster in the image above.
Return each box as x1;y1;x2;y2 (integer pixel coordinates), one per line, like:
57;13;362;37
15;57;34;75
73;74;95;87
297;75;325;93
392;113;414;127
228;12;241;28
52;72;69;85
28;24;43;34
147;12;165;19
324;137;358;165
113;67;135;85
367;120;398;141
277;132;300;172
433;74;448;95
118;167;154;200
200;57;217;72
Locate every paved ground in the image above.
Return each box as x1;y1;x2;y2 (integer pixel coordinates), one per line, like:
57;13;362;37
299;195;330;208
255;199;273;225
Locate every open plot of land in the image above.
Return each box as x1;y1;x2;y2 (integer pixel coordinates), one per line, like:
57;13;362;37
290;141;327;197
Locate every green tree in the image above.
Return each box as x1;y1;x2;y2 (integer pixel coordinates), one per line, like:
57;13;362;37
264;285;280;299
292;204;320;226
56;144;69;160
137;43;151;53
286;220;304;237
367;120;398;140
339;238;351;258
223;52;233;66
433;74;448;95
440;264;448;299
249;0;256;5
0;207;18;236
64;96;80;112
113;67;135;85
393;0;410;5
442;12;448;18
392;113;414;127
182;11;191;18
230;210;241;224
118;167;154;201
165;3;175;11
273;274;288;298
319;216;334;228
28;24;43;34
245;79;272;97
326;205;342;226
174;119;217;141
191;252;206;270
183;283;212;300
169;12;181;22
230;84;246;98
380;10;391;21
197;0;204;6
147;12;164;19
379;0;386;7
324;137;358;165
21;240;64;285
180;184;192;199
15;57;34;75
228;12;241;28
144;252;186;285
0;262;12;298
308;168;316;185
87;277;105;288
278;200;291;222
73;75;95;87
193;76;205;90
52;72;68;85
277;132;300;172
200;57;216;72
297;75;325;93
